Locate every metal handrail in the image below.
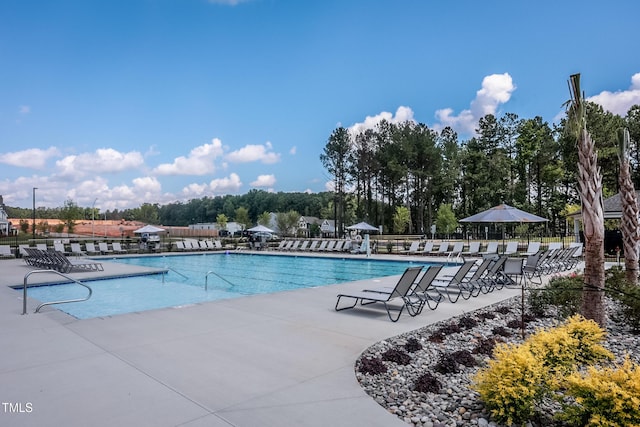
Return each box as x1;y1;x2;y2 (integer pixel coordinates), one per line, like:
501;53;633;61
162;266;188;283
205;271;236;291
22;270;93;314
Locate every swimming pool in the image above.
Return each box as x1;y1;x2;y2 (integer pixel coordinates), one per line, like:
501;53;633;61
24;253;442;319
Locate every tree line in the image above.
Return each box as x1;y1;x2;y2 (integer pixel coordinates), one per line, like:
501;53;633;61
321;103;640;238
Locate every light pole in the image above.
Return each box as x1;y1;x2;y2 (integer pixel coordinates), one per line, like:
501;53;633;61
92;198;97;238
32;187;38;242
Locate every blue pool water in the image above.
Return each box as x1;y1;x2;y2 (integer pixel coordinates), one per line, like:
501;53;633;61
24;253;442;319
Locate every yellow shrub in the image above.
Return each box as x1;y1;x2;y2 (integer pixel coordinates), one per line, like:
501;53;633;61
473;342;545;426
561;357;640;426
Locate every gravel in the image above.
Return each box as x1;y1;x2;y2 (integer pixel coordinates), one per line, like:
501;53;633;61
356;296;640;427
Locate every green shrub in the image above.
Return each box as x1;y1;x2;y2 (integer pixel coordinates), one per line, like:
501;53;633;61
606;267;640;334
560;357;640;426
528;274;582;318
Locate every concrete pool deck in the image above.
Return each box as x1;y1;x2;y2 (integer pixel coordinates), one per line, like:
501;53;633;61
0;252;528;427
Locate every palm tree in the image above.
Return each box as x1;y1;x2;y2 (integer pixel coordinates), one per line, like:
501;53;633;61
565;73;606;327
617;127;639;285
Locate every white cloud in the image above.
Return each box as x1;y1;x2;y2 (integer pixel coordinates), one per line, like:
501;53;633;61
18;105;31;114
209;173;242;193
0;147;60;169
55;148;145;178
182;173;243;198
348;106;415;136
434;73;516;136
289;146;297;155
250;174;276;187
153;138;224;175
225;141;280;164
588;72;640;116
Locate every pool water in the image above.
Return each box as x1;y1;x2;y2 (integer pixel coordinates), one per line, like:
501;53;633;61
24;253;440;319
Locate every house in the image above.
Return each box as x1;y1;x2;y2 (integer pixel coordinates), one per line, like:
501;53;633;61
320;219;338;237
0;196;11;236
297;216;322;237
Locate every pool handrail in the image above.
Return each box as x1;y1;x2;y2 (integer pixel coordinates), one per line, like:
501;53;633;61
23;269;93;315
205;270;236;291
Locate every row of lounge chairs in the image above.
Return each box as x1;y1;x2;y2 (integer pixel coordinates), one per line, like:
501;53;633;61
174;240;224;251
402;240;581;259
274;239;371;253
22;248;104;273
335;256;524;321
335;245;585;321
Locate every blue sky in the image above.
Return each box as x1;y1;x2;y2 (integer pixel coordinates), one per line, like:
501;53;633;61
2;0;639;211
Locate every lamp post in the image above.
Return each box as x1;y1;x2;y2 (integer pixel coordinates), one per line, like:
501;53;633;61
32;187;38;242
91;198;97;238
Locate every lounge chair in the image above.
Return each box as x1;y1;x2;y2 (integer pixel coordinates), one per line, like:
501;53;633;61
503;241;519;256
0;245;15;259
335;266;423;322
315;241;328;252
460;242;480;257
70;243;87;256
289;241;301;251
36;243;48;251
214;240;223;250
205;240;216;250
445;242;464;261
494;257;524;288
523;242;541;256
49;250;104;273
479;256;507;292
547;242;563;251
298;241;310;251
84;243;100;255
308;241;319;251
324;240;336;251
401;241;420;255
433;242;450;256
112;242;128;254
365;265;445;312
522;251;544;285
430;260;477;303
418;242;434;255
53;242;70;255
98;242;113;255
479;242;499;257
333;240;345;251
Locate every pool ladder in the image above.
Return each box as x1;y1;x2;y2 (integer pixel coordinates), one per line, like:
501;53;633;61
22;270;93;315
162;267;189;283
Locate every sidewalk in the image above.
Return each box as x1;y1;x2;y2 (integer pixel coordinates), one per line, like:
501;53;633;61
0;256;521;427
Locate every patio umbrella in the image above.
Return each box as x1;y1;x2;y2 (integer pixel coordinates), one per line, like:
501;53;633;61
459;204;548;224
460;204;548;251
133;224;166;234
247;224;275;233
346;221;379;232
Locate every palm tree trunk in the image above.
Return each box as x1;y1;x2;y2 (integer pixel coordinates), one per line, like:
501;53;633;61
618;128;640;284
577;128;606;327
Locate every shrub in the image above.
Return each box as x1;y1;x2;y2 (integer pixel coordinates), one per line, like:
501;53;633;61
528;274;582;318
434;353;460;374
436;323;462;335
381;348;411;365
451;350;477;367
358;357;387;375
473;342;545;425
477;311;496;320
492;326;512;337
427;332;445;343
458;316;478;329
413;372;441;394
606;267;640;334
473;337;500;356
560;357;640;426
404;337;423;353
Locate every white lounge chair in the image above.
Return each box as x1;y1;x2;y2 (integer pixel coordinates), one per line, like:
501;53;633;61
70;243;87;256
524;242;541;256
85;243;100;255
419;242;434;255
0;245;15;259
98;242;113;255
401;241;420;255
461;242;481;257
112;242;128;254
446;242;464;261
503;241;519;256
479;242;499;257
308;241;319;251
